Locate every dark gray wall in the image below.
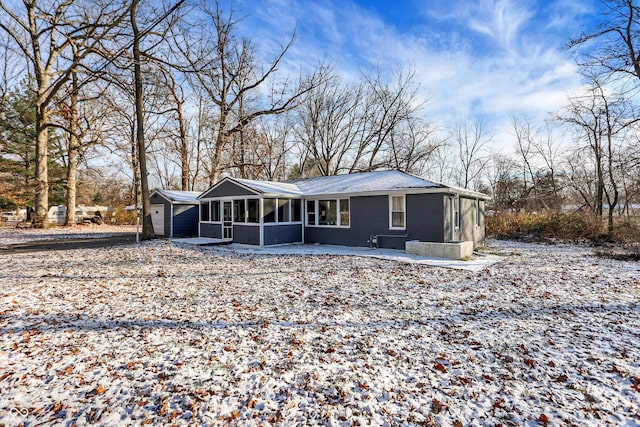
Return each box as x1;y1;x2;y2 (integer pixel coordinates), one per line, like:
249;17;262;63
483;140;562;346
201;222;222;238
233;225;260;245
173;204;199;237
264;224;302;245
407;194;445;243
304;194;447;249
201;180;256;198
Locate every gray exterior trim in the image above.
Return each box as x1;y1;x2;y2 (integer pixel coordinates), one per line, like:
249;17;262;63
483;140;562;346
200;179;258;199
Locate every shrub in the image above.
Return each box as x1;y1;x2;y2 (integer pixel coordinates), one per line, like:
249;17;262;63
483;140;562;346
487;211;605;243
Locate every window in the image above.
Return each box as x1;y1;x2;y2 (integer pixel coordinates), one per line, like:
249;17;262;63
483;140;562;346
211;200;221;222
234;199;245;222
476;199;481;227
292;199;301;222
339;199;350;226
318;200;337;225
200;201;210;221
390;195;405;229
247;199;259;223
306;200;316;226
263;198;276;223
277;199;290;223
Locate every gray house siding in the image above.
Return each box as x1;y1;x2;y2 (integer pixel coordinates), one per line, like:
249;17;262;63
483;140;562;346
406;194;446;243
172;204;199;237
459;197;485;246
304;193;449;249
201;180;256;198
233;225;260;245
264;224;302;245
201;222;222;239
305;195;407;249
444;195;485;247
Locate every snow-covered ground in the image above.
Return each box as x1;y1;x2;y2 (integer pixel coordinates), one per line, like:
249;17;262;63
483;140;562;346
0;228;638;426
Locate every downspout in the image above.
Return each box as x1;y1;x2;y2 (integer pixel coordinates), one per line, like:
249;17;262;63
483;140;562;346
259;198;264;247
448;195;455;242
170;204;174;238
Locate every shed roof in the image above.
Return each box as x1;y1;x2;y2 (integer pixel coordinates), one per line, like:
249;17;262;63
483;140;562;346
152;189;201;203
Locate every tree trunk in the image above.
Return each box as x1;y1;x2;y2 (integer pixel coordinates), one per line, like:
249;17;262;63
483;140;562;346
178;103;188;190
65;72;79;226
131;0;154;240
34;106;49;228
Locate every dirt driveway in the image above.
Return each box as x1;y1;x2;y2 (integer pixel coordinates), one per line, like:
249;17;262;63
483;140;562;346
0;233;138;253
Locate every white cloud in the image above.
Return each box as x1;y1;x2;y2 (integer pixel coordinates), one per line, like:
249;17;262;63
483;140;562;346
235;0;586;150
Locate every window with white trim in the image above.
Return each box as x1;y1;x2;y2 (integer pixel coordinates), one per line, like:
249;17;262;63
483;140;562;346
390;195;405;229
306;200;316;225
318;200;337;225
306;198;350;227
339;199;350;227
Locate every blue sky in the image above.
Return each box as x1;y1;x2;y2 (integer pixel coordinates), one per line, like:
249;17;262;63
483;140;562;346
224;0;601;148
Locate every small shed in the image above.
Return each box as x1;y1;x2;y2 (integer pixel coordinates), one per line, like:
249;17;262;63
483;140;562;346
150;190;200;238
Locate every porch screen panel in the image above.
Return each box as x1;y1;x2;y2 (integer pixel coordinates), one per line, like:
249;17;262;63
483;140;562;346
263;198;276;223
291;199;301;222
277;199;290;223
247;199;259;223
211;201;221;222
200;202;210;221
234;199;245;222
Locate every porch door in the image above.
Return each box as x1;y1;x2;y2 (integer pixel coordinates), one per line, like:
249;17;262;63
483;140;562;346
223;200;233;239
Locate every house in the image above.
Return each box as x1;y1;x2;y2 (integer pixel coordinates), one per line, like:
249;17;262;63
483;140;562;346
197;170;490;249
150;189;201;238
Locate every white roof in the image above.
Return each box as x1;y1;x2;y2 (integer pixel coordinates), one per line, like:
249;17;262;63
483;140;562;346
234;178;303;197
201;171;490;199
154;189;201;203
290;170;443;196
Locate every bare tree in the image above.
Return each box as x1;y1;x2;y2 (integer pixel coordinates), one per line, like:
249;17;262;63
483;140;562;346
0;0;129;227
449;118;493;190
172;2;326;184
569;0;640;84
560;73;639;234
